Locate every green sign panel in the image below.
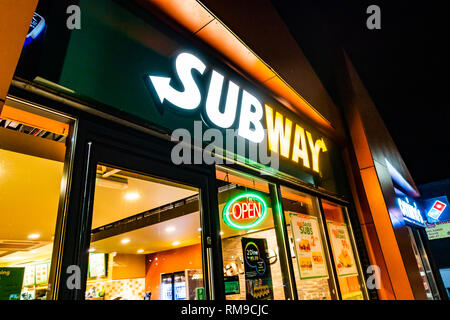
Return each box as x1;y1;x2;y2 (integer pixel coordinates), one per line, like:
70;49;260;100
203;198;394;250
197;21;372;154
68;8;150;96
0;267;25;300
224;275;240;295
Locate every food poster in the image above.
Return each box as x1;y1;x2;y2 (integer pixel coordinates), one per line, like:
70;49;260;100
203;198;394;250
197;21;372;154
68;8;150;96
89;253;107;278
35;263;49;284
241;237;274;300
290;213;329;280
327;221;358;277
23;265;36;287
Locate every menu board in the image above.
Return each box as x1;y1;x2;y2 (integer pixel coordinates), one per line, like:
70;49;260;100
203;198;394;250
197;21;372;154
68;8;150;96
290;213;328;280
327;221;358;277
241;237;274;300
35;263;48;284
89;253;107;278
23;265;36;287
426;221;450;240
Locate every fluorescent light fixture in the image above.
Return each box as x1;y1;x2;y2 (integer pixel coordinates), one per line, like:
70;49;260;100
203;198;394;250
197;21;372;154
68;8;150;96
121;238;130;244
28;233;40;240
125;192;140;200
172;241;180;246
165;226;176;233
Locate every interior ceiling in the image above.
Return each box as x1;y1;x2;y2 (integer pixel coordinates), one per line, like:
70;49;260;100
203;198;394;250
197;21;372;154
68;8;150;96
91;212;201;254
92;167;198;228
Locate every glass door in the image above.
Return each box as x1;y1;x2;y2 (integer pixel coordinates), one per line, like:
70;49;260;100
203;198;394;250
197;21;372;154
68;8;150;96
84;164;205;301
63;133;218;300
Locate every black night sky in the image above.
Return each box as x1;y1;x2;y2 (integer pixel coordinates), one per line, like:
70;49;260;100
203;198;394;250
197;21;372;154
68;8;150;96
272;0;449;185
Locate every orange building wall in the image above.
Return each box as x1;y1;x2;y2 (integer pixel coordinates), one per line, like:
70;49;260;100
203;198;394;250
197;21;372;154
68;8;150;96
145;244;203;300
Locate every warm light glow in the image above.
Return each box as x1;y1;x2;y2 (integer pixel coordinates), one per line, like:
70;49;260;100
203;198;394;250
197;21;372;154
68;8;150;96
121;238;130;244
137;249;144;254
306;132;327;173
172;241;181;246
165;226;176;233
124;192;140;201
28;233;40;240
197;227;202;232
219;231;224;236
88;248;96;253
292;124;310;168
265;104;292;158
29;250;37;254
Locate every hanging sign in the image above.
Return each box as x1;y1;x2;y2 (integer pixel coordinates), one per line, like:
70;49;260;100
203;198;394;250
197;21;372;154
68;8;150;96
241;237;274;300
290;213;328;280
223;193;268;230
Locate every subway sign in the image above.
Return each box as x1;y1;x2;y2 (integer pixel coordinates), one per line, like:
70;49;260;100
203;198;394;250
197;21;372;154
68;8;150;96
223;193;268;230
147;52;327;174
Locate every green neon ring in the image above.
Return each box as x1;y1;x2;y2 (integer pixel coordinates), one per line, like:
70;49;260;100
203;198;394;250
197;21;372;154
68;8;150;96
223;193;268;230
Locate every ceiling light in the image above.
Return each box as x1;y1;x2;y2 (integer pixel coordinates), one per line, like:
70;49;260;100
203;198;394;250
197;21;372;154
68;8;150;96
137;249;144;254
124;192;140;200
88;248;96;253
172;241;180;246
121;238;130;244
28;233;40;240
165;226;176;233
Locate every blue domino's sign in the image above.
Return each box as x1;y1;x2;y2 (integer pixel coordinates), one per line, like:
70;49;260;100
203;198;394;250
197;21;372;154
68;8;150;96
422;196;450;223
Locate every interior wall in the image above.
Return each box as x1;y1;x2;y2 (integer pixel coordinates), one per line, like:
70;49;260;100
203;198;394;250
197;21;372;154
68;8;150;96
145;244;203;300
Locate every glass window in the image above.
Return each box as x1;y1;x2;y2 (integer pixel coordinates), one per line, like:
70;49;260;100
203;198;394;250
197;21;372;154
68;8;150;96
84;165;204;300
280;186;338;300
321;200;366;300
406;226;440;300
0;98;73;300
217;167;289;300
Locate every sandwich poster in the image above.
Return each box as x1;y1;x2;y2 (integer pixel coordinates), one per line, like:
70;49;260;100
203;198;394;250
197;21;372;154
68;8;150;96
290;213;328;280
327;222;358;277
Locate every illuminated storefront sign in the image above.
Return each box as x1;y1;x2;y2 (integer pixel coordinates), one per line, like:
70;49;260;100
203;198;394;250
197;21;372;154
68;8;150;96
223;193;267;230
397;197;425;227
148;52;327;173
423;196;449;223
24;12;45;47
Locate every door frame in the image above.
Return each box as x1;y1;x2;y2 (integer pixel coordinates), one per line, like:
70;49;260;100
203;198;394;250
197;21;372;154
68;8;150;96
55;117;224;300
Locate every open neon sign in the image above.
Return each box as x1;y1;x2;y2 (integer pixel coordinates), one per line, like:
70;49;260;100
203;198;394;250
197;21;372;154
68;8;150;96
223;193;268;230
